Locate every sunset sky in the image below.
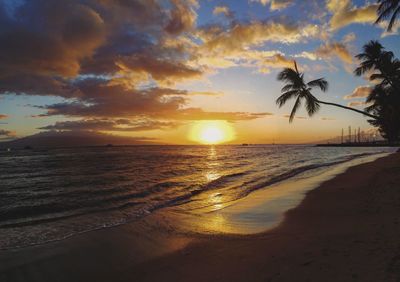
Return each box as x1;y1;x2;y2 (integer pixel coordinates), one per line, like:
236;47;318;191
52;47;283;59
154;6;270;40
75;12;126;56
0;0;399;144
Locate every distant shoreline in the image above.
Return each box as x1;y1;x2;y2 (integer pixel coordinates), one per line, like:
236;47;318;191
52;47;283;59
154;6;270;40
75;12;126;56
316;143;400;147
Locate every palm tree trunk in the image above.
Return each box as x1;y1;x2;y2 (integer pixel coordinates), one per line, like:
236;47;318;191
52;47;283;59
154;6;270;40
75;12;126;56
316;100;378;119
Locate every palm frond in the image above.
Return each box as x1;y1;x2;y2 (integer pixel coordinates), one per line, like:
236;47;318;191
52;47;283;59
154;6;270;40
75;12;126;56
304;92;320;116
354;63;374;76
307;78;328;92
294;61;299;73
376;1;397;23
370;73;385;81
277;68;301;83
388;6;400;31
281;84;295;92
276;90;299;108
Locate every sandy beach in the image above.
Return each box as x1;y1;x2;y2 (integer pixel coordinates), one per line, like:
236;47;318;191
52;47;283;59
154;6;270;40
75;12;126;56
1;152;400;282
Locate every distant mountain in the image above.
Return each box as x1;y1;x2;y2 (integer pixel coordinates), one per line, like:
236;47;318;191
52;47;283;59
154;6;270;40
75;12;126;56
0;131;160;149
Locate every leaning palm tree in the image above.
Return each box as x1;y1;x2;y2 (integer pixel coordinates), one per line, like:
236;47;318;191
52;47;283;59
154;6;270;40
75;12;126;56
375;0;400;32
277;61;378;123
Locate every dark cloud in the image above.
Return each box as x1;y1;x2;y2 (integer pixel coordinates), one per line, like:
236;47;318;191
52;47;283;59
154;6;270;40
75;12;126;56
39;118;180;132
165;0;197;34
0;1;106;78
0;0;269;134
0;129;15;139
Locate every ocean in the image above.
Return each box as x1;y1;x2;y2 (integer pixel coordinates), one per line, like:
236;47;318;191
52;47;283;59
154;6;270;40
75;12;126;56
0;145;394;249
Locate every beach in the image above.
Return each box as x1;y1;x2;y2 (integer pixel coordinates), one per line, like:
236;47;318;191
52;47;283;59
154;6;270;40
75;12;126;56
1;152;400;282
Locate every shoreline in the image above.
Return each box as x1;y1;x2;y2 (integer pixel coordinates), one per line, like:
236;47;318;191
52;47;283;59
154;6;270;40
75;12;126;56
133;152;400;282
1;152;400;281
164;151;392;236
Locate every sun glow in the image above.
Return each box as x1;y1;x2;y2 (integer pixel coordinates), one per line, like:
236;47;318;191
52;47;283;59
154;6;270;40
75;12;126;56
189;121;235;144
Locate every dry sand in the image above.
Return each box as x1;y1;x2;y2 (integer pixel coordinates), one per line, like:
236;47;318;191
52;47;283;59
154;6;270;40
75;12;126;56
1;153;400;282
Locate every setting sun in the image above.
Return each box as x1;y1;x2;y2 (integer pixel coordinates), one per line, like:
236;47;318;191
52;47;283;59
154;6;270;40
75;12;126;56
189;121;235;144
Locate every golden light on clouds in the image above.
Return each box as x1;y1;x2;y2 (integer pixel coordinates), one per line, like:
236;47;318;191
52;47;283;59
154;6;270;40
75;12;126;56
189;120;235;144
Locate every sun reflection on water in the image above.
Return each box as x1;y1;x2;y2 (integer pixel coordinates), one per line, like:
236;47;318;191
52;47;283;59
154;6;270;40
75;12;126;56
204;146;220;181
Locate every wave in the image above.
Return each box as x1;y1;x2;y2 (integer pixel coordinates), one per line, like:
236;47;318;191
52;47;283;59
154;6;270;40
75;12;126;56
0;146;390;250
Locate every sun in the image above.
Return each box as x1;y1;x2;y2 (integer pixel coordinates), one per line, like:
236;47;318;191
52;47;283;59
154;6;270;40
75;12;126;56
189;121;235;144
200;126;224;144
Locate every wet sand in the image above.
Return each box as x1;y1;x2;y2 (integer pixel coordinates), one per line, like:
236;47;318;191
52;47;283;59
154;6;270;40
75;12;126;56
1;153;400;281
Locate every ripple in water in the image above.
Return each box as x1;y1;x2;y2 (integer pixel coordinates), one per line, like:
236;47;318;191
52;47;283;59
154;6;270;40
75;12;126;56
0;145;393;249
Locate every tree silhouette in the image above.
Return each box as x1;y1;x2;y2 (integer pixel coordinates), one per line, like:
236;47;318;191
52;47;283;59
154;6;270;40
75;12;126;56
375;0;400;32
365;85;400;143
355;40;400;143
354;40;400;91
276;61;378;123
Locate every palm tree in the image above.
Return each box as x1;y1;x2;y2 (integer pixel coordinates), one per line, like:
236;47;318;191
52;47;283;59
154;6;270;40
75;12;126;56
365;85;400;142
354;40;400;91
276;61;378;123
375;0;400;32
355;40;400;143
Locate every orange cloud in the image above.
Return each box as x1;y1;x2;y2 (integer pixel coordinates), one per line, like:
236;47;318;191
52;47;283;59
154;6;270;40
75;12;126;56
165;0;198;34
194;21;321;72
213;6;233;18
251;0;294;10
327;0;378;30
258;54;295;73
344;86;372;100
348;101;368;107
315;42;353;64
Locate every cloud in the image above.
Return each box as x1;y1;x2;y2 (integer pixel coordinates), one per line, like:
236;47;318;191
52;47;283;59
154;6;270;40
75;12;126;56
251;0;294;10
188;91;224;96
194;20;321;72
283;115;307;120
0;0;203;91
165;0;198;34
257;54;295;73
348;101;369;107
0;1;106;78
344;86;372;100
198;21;321;53
378;21;400;37
294;51;319;61
342;32;356;43
213;6;233;18
321;117;336;121
0;129;16;139
315;42;353;64
168;109;273;121
0;0;287;135
39;119;180;132
327;0;378;30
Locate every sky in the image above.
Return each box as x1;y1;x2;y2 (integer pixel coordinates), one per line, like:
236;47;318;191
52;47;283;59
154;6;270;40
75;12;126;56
0;0;399;144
